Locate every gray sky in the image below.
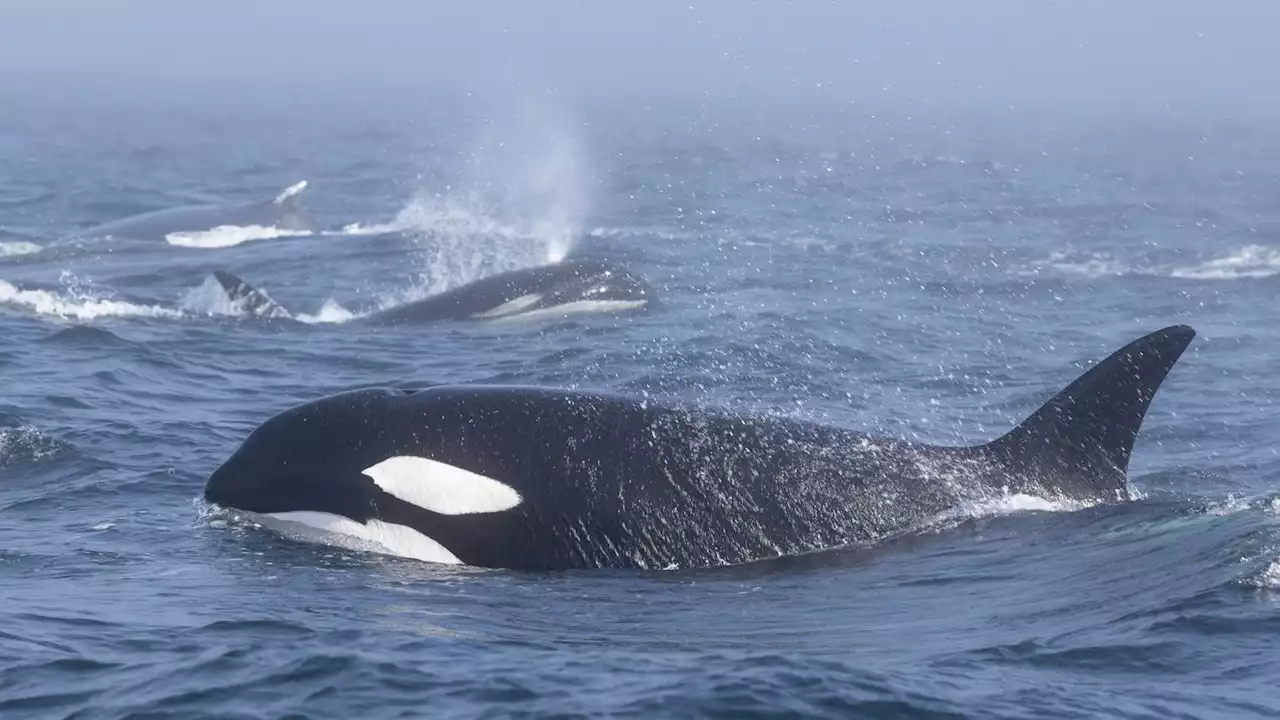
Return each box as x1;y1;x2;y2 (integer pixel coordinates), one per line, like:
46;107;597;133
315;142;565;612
1;1;1277;114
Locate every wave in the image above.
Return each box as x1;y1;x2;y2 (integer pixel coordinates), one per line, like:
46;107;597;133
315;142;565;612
295;298;356;324
0;241;42;257
929;491;1097;533
587;225;703;242
1022;245;1280;281
1252;497;1280;590
0;279;182;321
1021;250;1132;278
1257;560;1280;590
165;225;313;249
1168;245;1280;280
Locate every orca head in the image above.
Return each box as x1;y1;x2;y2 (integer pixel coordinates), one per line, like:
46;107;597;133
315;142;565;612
541;260;653;308
205;387;525;565
205;389;401;520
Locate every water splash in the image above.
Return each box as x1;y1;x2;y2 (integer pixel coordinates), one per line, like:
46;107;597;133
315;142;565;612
1258;560;1280;590
399;98;589;299
0;425;71;465
0;277;182;321
1018;250;1132;278
166;225;313;249
1169;245;1280;280
0;241;42;257
179;275;354;324
180;275;271;318
930;491;1098;531
1020;245;1280;281
296;298;357;324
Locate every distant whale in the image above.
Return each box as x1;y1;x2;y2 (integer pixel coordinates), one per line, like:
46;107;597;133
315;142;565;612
83;181;313;241
211;259;653;324
204;325;1195;571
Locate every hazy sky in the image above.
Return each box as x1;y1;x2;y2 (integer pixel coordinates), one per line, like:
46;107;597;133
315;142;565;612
1;1;1277;114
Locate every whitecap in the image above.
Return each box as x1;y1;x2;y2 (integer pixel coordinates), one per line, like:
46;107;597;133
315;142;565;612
165;224;313;249
0;241;42;257
0;279;182;321
1168;245;1280;280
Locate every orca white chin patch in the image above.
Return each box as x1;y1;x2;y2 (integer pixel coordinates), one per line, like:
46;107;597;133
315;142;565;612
256;510;463;565
363;455;522;515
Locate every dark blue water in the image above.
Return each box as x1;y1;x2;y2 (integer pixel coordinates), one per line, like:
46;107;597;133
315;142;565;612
2;92;1279;718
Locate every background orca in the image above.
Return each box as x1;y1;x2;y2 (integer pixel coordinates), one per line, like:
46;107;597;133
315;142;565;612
204;325;1195;571
82;181;313;241
210;259;653;324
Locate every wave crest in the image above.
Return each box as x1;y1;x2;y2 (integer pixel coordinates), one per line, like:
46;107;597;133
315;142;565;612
165;225;313;249
0;278;182;321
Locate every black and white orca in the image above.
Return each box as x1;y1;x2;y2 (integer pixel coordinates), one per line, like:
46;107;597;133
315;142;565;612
204;325;1195;571
211;259;652;324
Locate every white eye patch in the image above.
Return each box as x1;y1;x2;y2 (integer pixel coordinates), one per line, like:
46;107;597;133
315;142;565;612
362;455;522;515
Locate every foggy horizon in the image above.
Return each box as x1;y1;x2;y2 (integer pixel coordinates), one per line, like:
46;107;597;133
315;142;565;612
1;1;1278;117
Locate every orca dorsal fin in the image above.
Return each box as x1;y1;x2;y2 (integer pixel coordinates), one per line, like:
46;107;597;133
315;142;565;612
983;325;1194;501
272;180;308;209
211;270;292;319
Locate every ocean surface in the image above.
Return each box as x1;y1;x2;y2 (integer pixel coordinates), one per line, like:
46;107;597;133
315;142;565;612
2;90;1279;718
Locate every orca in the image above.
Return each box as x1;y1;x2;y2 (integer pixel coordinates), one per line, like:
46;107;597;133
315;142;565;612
210;259;653;324
82;181;313;241
204;325;1195;571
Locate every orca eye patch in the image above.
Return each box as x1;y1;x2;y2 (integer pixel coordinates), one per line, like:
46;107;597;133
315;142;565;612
362;455;522;515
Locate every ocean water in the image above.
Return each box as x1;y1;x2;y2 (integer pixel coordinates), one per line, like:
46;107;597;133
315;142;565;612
2;91;1279;718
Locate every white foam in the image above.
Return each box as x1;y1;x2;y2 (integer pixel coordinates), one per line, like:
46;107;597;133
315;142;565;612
1169;245;1280;280
333;221;403;237
0;279;182;320
362;456;522;515
1259;559;1280;590
257;510;464;565
0;241;41;257
0;425;60;462
1019;251;1131;278
1021;246;1280;281
1205;494;1253;516
587;225;701;242
296;298;357;324
932;491;1097;528
165;224;313;249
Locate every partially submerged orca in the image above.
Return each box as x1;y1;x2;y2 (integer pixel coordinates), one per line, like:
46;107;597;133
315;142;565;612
205;325;1195;571
83;181;313;241
210;259;653;324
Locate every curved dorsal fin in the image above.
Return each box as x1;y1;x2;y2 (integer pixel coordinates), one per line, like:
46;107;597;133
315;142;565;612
272;180;308;208
984;325;1195;500
211;271;292;320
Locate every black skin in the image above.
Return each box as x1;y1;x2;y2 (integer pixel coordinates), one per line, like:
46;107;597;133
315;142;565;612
214;259;653;325
206;326;1195;571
